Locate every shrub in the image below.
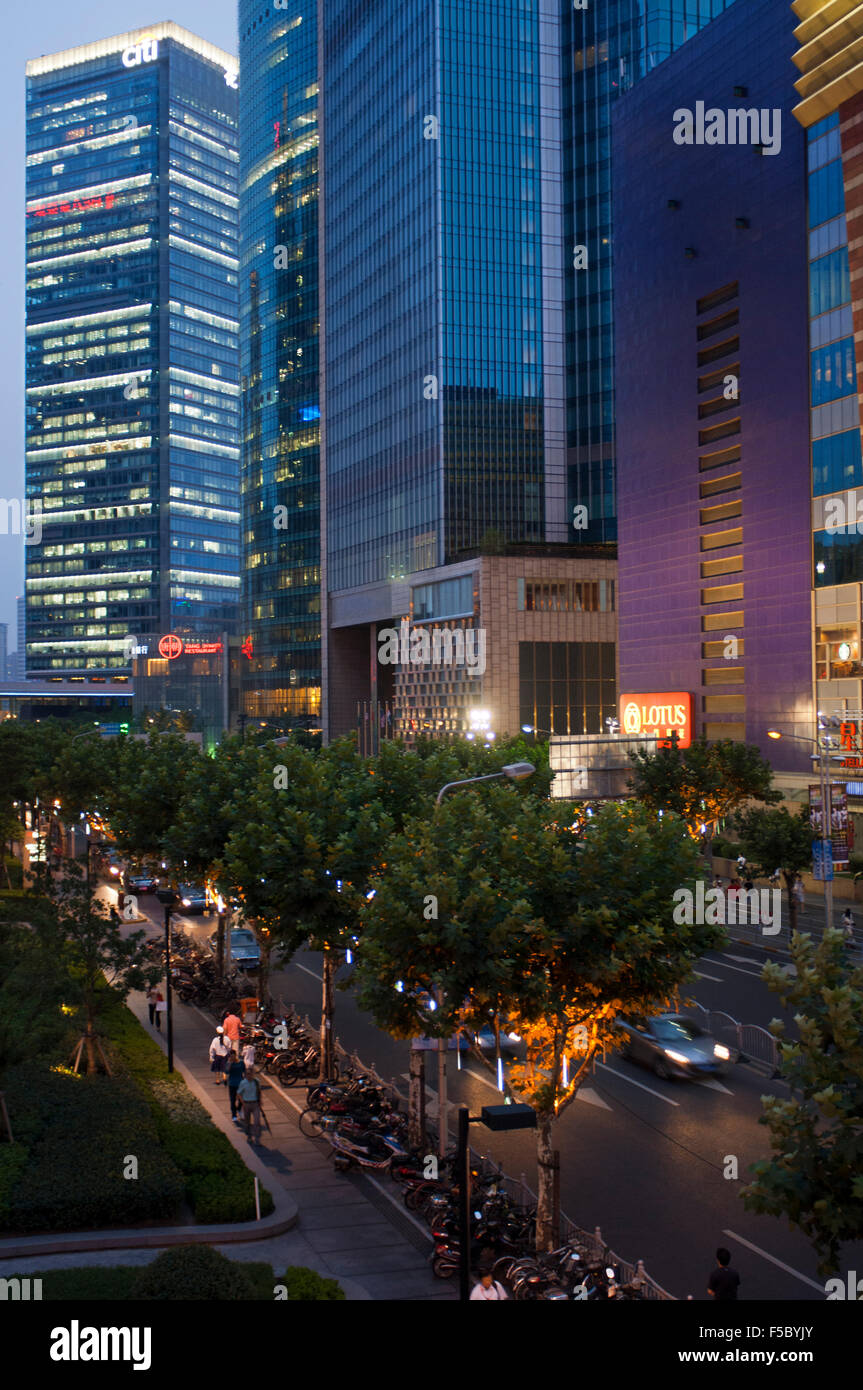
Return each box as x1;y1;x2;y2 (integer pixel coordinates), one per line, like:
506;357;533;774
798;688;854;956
2;1067;185;1233
133;1244;260;1300
147;1077;210;1126
278;1266;346;1301
186;1171;274;1224
0;1143;29;1224
156;1120;237;1177
35;1266;141;1300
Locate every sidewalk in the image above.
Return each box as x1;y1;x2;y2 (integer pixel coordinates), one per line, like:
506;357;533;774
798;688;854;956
0;991;453;1301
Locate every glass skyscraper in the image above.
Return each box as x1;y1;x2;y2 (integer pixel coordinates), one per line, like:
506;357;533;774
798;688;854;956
238;1;741;738
25;24;240;679
562;0;740;545
239;1;321;724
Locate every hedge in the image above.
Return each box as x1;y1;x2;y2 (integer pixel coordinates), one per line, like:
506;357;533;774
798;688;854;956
133;1244;261;1300
278;1266;346;1301
31;1259;345;1300
103;999;274;1223
1;1064;185;1233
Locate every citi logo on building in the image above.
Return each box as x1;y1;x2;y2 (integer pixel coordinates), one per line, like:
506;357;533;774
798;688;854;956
122;39;159;68
673;102;782;156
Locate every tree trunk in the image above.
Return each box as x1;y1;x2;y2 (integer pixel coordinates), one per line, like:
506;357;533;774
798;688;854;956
535;1110;555;1252
408;1046;426;1152
319;949;336;1081
84;1022;97;1076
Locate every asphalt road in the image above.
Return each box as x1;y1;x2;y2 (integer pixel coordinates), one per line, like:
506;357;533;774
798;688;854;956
119;883;863;1303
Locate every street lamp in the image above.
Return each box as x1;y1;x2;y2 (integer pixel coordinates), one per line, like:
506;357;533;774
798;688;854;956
456;1103;537;1302
435;762;535;806
155;887;179;1071
767;717;840;934
430;762;536;1158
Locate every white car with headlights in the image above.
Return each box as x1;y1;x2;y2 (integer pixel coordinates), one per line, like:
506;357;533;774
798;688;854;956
618;1013;732;1080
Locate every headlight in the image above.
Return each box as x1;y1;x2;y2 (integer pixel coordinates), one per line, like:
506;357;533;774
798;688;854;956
714;1044;730;1060
664;1049;689;1065
182;898;191;907
509;1033;521;1042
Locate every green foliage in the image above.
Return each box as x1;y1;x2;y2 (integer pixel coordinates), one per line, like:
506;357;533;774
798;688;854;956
0;1144;29;1225
0;919;76;1067
628;737;780;838
736;805;812;877
33;1266;141;1300
185;1171;274;1223
710;837;742;861
278;1266;346;1301
132;1244;260;1300
1;1065;185;1233
741;930;863;1276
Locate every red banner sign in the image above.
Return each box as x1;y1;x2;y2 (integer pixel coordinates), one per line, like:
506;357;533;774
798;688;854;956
619;691;693;749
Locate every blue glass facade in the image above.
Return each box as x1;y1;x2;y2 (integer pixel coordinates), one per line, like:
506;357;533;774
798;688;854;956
561;0;740;545
25;26;240;677
239;0;321;723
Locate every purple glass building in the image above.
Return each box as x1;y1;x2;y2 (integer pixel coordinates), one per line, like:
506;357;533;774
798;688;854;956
612;0;812;776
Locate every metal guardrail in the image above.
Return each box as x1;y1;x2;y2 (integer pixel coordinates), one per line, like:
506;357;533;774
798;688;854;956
280;1008;677;1299
684;1000;780;1077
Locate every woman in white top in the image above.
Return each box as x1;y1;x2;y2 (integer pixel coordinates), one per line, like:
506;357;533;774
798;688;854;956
470;1273;509;1300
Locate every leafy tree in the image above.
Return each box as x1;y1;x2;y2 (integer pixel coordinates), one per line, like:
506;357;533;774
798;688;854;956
219;740;393;1072
98;733;203;867
355;794;717;1248
35;865;160;1073
735;805;813;938
627;736;780;849
742;930;863;1276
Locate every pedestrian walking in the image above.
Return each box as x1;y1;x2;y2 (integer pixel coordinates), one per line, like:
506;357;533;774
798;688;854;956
237;1068;263;1143
707;1247;741;1301
109;905;121;927
712;875;723;890
222;1009;242;1056
470;1271;509;1301
146;984;159;1027
153;989;165;1031
209;1026;231;1084
842;908;855;947
226;1053;246;1122
241;1040;256;1069
793;874;805;909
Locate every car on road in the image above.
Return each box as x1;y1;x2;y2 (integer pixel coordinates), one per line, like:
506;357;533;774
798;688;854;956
123;867;160;894
472;1023;526;1058
618;1013;731;1080
177;883;207;914
208;927;260;971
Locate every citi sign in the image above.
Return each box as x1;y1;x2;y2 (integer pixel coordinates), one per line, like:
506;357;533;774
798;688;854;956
122;39;159;68
620;692;693;749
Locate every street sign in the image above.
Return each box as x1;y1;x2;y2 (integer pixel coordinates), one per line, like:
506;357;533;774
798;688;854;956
812;839;834;881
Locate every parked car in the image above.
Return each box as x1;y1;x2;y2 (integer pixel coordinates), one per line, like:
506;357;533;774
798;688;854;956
177;883;207;914
208;927;260;971
618;1013;731;1080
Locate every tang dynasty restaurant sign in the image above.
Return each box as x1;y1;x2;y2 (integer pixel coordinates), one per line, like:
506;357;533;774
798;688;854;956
619;692;693;749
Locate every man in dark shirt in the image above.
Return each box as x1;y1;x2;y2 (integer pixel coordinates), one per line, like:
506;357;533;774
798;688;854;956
708;1247;741;1300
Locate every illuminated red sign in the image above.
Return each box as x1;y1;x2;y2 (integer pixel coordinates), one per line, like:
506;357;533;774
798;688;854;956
28;193;116;219
184;641;223;655
158;633;183;660
241;636;253;660
619;692;693;749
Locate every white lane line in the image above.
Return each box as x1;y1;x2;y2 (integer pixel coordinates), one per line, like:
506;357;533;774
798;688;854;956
292;962;323;983
595;1061;680;1107
696;1078;734;1095
576;1086;612;1111
703;958;764;979
722;1230;824;1292
693;971;723;981
724;954;764;965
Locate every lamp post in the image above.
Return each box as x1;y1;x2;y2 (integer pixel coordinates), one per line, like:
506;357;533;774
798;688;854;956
767;717;840;935
432;761;535;1157
456;1103;537;1301
155;888;179;1071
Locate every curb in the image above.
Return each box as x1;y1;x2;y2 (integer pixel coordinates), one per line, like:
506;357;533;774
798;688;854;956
0;1009;299;1263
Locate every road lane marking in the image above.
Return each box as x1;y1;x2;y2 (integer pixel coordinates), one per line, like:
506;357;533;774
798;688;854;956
724;954;763;965
722;1230;824;1292
595;1061;680;1106
292;962;323;983
692;971;723;981
575;1086;612;1111
701;957;765;979
696;1078;733;1095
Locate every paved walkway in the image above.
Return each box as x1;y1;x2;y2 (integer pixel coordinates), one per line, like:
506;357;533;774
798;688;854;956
0;989;453;1301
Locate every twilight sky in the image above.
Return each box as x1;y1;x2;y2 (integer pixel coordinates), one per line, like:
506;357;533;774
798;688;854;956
0;2;238;645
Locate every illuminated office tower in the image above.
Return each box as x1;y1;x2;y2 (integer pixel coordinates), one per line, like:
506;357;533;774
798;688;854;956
25;24;240;678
